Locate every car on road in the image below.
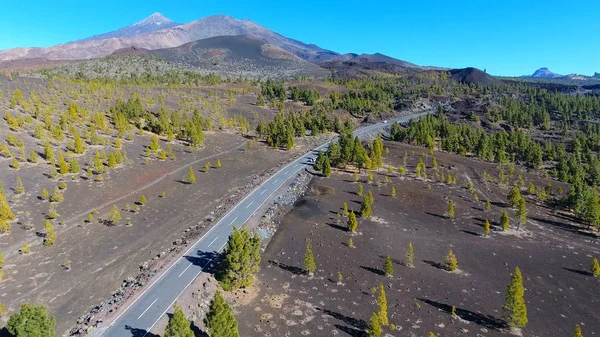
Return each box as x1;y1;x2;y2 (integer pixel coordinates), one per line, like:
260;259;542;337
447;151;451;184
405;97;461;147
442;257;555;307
307;158;315;164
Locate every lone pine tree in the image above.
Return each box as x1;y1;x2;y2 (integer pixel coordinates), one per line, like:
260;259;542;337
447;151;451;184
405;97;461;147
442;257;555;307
503;266;528;329
405;242;415;267
188;167;196;184
572;325;583;337
447;200;455;219
377;284;388;325
347;211;358;233
221;226;261;290
205;291;240;337
444;250;458;271
304;240;316;275
501;210;510;231
516;197;527;230
360;196;372;218
323;157;332;177
590;257;600;277
110;205;121;224
484;219;491;236
384;255;393;277
164;303;194;337
367;311;382;337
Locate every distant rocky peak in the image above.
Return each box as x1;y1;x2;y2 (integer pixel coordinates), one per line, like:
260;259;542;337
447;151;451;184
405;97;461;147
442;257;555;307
133;12;173;26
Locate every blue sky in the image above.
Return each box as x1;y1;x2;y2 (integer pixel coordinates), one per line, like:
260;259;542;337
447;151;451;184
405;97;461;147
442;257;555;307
0;0;598;76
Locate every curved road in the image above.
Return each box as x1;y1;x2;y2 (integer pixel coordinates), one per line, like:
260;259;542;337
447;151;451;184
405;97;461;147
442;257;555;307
97;112;427;337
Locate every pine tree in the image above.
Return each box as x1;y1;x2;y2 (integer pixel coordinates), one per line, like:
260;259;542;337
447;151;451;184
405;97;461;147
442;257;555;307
73;131;85;154
405;242;415;267
323;157;332;177
377;284;388;325
304;240;316;275
114;137;122;149
216;159;222;168
44;221;56;246
353;172;359;182
6;304;55;337
590;257;600;277
69;157;80;174
448;200;455;219
572;325;583;337
516;197;527;230
15;176;25;194
503;267;528;329
188;167;196;184
140;195;147;204
58;152;69;175
342;202;349;216
501;210;510;231
205;291;240;337
107;153;117;168
149;134;160;152
347;211;358;232
484;219;491;236
508;183;522;207
11;157;19;170
391;186;396;198
163;303;194;337
50;186;63;203
366;190;374;205
384;255;393;277
444;250;458;271
486;199;491;211
0;193;15;222
44;143;54;164
110;205;121;224
221;226;261;290
367;312;382;337
357;184;363;196
348;237;355;248
360;195;372;218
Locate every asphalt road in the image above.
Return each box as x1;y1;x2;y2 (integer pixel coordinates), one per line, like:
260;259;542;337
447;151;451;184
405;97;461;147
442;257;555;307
98;112;427;337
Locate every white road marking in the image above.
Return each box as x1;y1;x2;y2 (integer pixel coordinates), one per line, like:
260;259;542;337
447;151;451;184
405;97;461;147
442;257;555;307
228;217;238;226
208;236;219;247
246;201;254;209
178;263;193;278
260;189;266;195
137;298;158;319
272;179;278;185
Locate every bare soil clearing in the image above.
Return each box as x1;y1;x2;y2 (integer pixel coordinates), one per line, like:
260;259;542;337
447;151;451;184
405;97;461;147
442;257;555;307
236;142;600;337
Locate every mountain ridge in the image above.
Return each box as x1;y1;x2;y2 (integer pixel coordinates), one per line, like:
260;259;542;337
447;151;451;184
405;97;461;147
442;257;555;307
78;12;181;42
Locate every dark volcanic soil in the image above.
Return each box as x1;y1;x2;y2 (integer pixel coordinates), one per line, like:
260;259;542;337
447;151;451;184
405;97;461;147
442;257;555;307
236;142;600;337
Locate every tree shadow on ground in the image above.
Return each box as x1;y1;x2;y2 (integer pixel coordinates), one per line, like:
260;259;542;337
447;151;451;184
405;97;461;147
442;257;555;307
0;328;10;337
175;179;191;185
563;267;593;277
268;260;305;275
425;211;447;220
184;250;221;274
316;307;368;331
360;265;385;276
418;298;507;331
326;222;349;232
190;320;209;337
124;325;160;337
460;229;481;237
491;201;510;208
531;216;598;238
423;260;446;270
335;324;368;337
